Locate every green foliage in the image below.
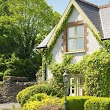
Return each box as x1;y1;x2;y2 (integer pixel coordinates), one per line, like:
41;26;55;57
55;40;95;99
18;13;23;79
102;40;110;52
23;95;61;110
85;97;110;110
49;54;74;83
17;83;63;106
0;0;60;79
23;101;42;110
38;103;63;110
27;93;49;102
0;72;3;80
49;79;64;98
49;48;110;97
47;6;73;53
0;55;6;74
40;5;73;70
49;54;74;96
78;49;110;97
61;96;93;110
3;53;40;80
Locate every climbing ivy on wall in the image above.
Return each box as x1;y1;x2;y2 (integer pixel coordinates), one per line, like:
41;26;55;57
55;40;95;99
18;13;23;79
40;6;73;62
39;6;73;80
39;4;110;97
78;49;110;97
49;49;110;97
49;54;74;84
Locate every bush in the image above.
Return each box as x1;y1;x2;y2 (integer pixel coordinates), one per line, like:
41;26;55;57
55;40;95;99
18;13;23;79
23;96;61;110
17;83;62;106
84;97;110;110
27;93;49;102
23;101;42;110
4;53;41;80
61;96;93;110
0;72;3;80
38;103;63;110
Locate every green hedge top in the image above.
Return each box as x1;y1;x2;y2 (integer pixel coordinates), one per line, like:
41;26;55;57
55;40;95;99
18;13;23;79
85;97;110;110
62;96;94;110
17;82;63;107
16;83;55;106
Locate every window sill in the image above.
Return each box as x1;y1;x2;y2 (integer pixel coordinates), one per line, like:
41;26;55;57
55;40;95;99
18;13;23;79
64;50;86;54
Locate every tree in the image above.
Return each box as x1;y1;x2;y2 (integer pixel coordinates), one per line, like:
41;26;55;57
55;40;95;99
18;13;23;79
0;0;61;80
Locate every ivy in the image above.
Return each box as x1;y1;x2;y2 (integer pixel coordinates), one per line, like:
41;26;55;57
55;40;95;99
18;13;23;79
49;49;110;97
49;54;74;84
48;7;73;52
39;3;110;97
102;40;110;52
41;6;73;62
78;49;110;97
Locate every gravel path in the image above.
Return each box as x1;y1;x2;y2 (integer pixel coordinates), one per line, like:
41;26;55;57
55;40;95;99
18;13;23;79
0;103;21;109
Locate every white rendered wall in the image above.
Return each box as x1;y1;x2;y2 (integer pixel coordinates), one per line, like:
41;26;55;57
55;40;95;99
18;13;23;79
46;7;100;80
87;28;101;54
68;8;83;22
46;33;63;80
51;33;63;63
46;67;53;80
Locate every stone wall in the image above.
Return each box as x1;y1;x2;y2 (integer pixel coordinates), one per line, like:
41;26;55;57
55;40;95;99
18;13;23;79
0;76;36;103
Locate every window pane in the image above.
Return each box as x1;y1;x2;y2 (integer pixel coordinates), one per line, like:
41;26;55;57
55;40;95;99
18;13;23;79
70;78;75;95
68;39;76;51
77;38;84;50
76;25;84;37
68;27;75;38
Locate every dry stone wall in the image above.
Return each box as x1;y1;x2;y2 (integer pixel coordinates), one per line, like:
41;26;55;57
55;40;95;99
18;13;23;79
0;76;36;103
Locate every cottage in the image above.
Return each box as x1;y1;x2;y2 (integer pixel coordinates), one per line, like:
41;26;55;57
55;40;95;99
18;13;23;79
37;0;110;96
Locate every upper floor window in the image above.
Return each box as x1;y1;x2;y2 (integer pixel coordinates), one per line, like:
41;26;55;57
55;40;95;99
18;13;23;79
67;25;84;52
63;20;88;53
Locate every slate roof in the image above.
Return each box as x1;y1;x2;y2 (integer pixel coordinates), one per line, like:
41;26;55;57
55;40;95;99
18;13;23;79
38;0;110;48
37;28;55;48
99;4;110;39
75;0;103;36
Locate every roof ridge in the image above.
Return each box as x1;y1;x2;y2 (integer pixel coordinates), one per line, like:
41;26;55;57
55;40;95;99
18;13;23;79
99;3;110;9
76;0;98;8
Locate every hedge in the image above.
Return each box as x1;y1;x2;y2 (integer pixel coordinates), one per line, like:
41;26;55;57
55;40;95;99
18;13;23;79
27;93;49;102
84;97;110;110
16;83;60;106
23;96;61;110
17;84;54;106
62;96;94;110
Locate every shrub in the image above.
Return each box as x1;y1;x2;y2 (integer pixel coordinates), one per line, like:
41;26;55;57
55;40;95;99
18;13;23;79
23;101;42;110
17;83;62;106
61;96;93;110
0;72;3;80
27;93;49;102
23;96;61;110
84;97;110;110
78;50;110;97
4;53;41;80
38;103;63;110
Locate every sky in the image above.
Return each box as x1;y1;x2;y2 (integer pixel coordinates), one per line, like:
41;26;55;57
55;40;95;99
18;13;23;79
46;0;109;14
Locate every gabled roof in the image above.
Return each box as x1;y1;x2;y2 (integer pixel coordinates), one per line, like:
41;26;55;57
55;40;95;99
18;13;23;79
76;0;103;35
38;0;110;49
99;4;110;39
37;28;55;49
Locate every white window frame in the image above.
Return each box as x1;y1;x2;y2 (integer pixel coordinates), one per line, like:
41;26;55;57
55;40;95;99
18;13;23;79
70;75;84;96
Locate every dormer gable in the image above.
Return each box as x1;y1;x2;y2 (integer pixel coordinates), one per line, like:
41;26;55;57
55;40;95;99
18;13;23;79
38;0;110;49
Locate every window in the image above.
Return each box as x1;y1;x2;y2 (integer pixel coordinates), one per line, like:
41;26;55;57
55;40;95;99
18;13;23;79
67;25;84;52
70;75;84;96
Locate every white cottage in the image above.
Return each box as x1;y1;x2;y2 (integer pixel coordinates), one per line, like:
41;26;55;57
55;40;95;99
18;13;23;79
37;0;110;96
